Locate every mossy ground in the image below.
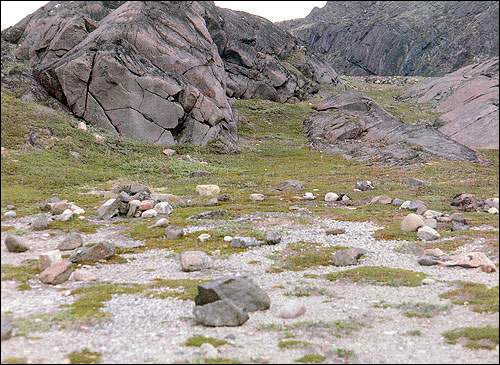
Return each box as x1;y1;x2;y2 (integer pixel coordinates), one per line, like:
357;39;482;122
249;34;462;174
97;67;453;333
185;336;228;348
326;267;426;287
295;354;326;363
278;340;311;350
443;326;499;350
67;349;102;364
1;260;40;291
440;282;499;313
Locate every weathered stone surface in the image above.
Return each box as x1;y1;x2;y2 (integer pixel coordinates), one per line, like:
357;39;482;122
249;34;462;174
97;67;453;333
4;234;29;253
250;194;265;202
417;226;441;241
277;301;306;319
154;202;173;215
193;299;249;327
370;195;392;205
39;250;62;271
195;277;271;314
69;242;115;263
451;193;481;212
401;213;425;232
356;181;374;191
141;209;158;218
179;251;212;272
231;237;262;248
39;260;73;285
402;58;499;149
165;226;185;240
196;185;221;197
265;232;282;245
281;2;498;77
275;180;304;192
31;214;50;231
304;92;478;165
325;192;339;202
96;198;120;220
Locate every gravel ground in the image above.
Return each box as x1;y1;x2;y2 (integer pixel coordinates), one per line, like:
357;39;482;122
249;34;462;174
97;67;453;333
1;212;498;364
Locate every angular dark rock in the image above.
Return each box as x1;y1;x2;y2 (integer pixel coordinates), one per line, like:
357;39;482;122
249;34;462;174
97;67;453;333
69;242;115;263
193;299;249;327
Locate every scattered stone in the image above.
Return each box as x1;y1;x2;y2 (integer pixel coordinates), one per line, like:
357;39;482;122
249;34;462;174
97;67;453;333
217;194;231;202
275;180;304;192
39;260;73;285
69;242;115;263
451;193;480;212
417;226;440;241
401;213;425;232
198;233;211;242
5;205;15;210
97;198;120;220
166;226;185;240
418;257;439;266
303;192;316;200
179;251;212;272
58;232;84;251
401;200;427;212
277;301;306;319
141;209;158;218
392;198;404;206
406;178;429;188
423;218;438;229
95;134;105;144
488;207;499;214
208;197;219;206
0;147;6;157
196;185;221;196
325;192;339;202
162;148;176;157
231;237;262;248
39;250;62;271
31;214;50;231
69;203;85;215
326;228;346;236
451;220;470;231
355;180;374;191
77;121;87;131
423;210;444;219
450;212;466;223
4;234;29;253
3;211;16;219
223;236;233;243
484;198;499;210
200;343;219;358
437;216;452;223
70;270;98;282
190;210;228;220
139;200;155;211
265;232;282;245
442;252;496;273
195;277;271;313
341;195;351;202
50;200;70;215
1;315;14;341
370;195;392;204
127;200;141;218
332;248;367;266
149;218;169;228
56;209;74;222
250;194;265;202
193;299;249;327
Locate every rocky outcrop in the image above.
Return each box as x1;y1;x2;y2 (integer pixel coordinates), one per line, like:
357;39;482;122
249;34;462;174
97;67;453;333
195;2;339;102
2;1;339;148
401;58;499;149
304;91;478;165
280;1;499;76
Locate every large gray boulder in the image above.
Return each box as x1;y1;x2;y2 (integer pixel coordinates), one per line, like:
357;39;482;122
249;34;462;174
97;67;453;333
280;1;498;77
194;277;270;314
304;91;478;165
69;242;115;263
193;299;249;327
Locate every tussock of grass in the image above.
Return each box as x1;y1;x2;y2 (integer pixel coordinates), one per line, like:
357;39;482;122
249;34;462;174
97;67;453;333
440;282;499;313
67;349;102;364
271;242;347;272
1;260;40;291
185;335;228;348
326;266;425;287
295;354;326;363
278;340;311;350
443;326;499;350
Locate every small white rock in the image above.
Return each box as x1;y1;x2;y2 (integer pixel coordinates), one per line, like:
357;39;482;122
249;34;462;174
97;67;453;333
422;278;436;285
303;192;316;200
488;207;499;215
3;211;16;219
77;122;87;131
198;233;211;242
154;202;173;215
417;226;440;241
196;184;220;197
39;250;62;271
162;148;176;157
325;192;339;202
141;209;158;218
223;236;233;243
277;301;306;319
250;193;265;202
95;134;105;144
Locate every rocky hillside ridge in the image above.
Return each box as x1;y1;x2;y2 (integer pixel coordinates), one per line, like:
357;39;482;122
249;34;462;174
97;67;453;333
1;1;338;148
280;1;499;76
304;91;479;165
401;57;499;149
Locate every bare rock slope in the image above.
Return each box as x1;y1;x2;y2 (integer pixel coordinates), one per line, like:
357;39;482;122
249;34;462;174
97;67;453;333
304;91;479;165
401;57;499;149
1;1;338;147
281;1;499;76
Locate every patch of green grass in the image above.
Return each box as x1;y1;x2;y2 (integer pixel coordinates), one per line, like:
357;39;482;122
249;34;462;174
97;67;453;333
67;349;102;364
326;266;425;287
440;282;499;313
271;242;348;272
295;354;326;363
1;225;15;232
443;326;499;350
1;260;40;291
375;301;449;318
260;320;363;338
403;330;423;337
185;335;228;348
336;348;356;359
48;218;100;234
285;285;327;297
278;340;311;350
1;357;28;364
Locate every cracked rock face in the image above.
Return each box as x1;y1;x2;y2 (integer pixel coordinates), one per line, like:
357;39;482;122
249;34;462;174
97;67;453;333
401;57;499;149
280;1;499;76
2;1;339;148
304;91;479;165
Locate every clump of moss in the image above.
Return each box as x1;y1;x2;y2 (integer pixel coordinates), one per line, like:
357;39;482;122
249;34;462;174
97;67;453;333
336;348;356;359
185;335;228;348
375;301;449;318
278;339;311;350
326;266;425;287
404;330;423;337
1;357;28;364
1;260;40;291
67;349;102;364
443;326;499;350
271;242;347;272
440;282;499;313
295;354;326;363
